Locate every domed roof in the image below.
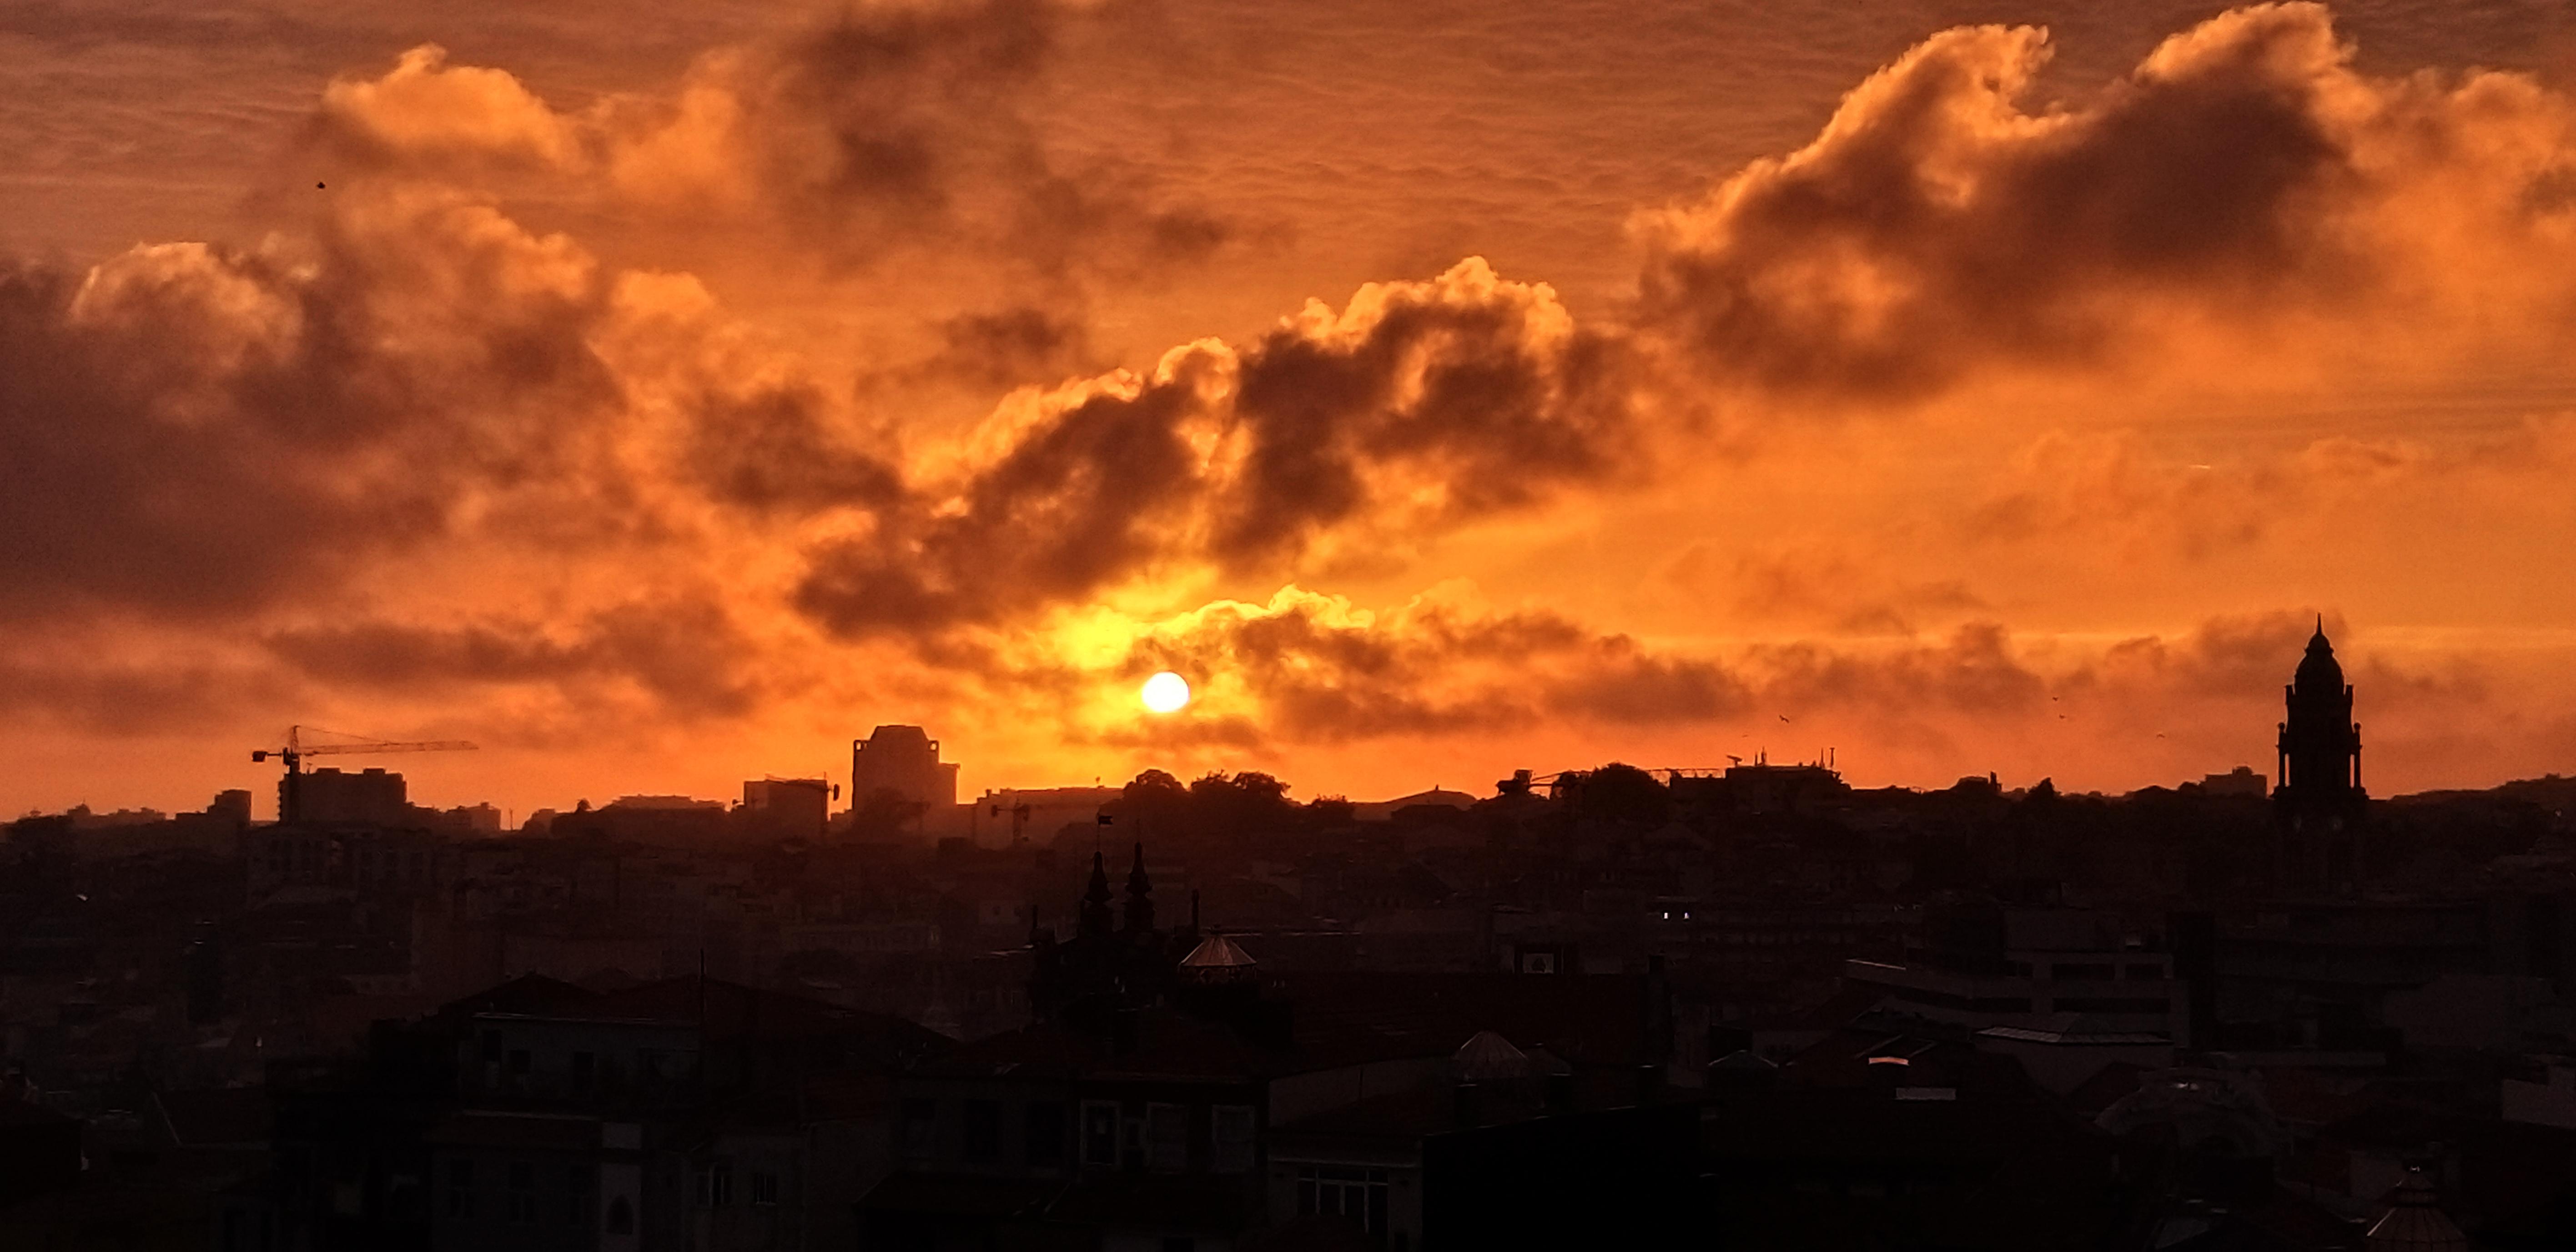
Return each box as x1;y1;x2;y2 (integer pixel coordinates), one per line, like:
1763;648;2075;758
2295;620;2345;692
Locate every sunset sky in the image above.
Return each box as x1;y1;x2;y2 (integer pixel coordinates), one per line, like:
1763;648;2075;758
8;0;2576;820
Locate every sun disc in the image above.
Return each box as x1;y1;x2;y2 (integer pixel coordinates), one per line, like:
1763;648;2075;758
1141;671;1191;713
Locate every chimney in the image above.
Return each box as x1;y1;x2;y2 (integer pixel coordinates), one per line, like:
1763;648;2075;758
1451;1081;1481;1129
1546;1071;1575;1116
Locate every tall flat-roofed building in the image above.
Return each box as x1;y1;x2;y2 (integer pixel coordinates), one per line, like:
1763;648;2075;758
852;725;960;810
297;767;408;827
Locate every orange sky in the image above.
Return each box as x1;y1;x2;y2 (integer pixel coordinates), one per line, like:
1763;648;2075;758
7;1;2576;820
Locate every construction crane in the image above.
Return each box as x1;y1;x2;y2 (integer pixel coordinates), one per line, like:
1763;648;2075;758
252;725;477;825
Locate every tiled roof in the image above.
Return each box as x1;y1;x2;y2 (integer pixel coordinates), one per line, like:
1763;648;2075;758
1179;934;1257;969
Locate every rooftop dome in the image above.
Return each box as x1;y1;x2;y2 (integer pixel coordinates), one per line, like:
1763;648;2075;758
2294;620;2345;692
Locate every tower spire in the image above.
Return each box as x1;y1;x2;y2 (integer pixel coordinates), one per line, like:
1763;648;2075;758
1122;841;1155;933
1080;851;1114;938
2278;621;2365;891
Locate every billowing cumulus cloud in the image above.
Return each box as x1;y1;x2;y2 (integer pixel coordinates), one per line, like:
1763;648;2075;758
794;259;1639;637
0;187;903;628
1634;2;2576;401
303;0;1229;282
12;3;2576;815
1;196;604;621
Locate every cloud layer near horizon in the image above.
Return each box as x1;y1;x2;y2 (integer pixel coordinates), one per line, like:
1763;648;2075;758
7;2;2576;812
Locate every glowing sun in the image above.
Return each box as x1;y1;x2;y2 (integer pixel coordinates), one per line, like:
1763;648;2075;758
1141;671;1192;713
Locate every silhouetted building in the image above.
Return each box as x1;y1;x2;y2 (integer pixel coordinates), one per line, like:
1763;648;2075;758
2198;766;2269;798
968;786;1120;848
1843;902;2185;1049
2278;623;2368;890
246;973;951;1252
742;777;831;842
299;767;409;828
0;1094;83;1206
851;725;959;815
1031;843;1199;1022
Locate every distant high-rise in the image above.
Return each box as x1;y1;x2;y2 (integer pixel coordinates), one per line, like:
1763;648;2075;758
296;767;408;827
2276;622;2367;889
851;725;960;812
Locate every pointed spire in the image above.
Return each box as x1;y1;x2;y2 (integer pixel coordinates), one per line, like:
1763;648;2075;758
1079;851;1114;938
1122;841;1155;933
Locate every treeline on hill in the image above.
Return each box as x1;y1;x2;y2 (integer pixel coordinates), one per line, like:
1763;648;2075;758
815;762;2576;904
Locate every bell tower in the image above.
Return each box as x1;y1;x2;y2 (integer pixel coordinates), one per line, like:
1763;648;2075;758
2275;620;2366;890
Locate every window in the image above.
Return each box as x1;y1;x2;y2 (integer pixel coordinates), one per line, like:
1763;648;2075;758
1296;1166;1389;1235
571;1050;597;1094
963;1100;1001;1164
2125;964;2166;981
506;1161;536;1223
1212;1106;1255;1173
1081;1101;1120;1167
750;1171;780;1207
605;1196;634;1235
900;1098;937;1159
1025;1102;1066;1167
700;1163;734;1208
566;1162;594;1225
446;1159;474;1220
1146;1103;1187;1173
2049;962;2116;982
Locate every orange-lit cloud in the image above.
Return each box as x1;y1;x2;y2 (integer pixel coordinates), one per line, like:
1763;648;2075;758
8;3;2576;818
1635;3;2576;403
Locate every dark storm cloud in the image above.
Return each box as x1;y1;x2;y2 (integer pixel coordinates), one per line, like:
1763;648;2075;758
795;260;1639;638
0;648;292;737
267;596;767;718
915;305;1095;389
685;380;906;516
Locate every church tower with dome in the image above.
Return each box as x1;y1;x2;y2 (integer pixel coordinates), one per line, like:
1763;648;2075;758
2275;620;2368;890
